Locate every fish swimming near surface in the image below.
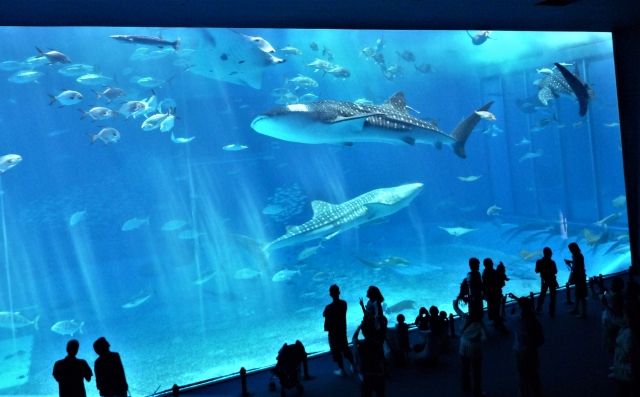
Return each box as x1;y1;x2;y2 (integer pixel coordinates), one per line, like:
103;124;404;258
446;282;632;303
36;47;71;64
0;312;40;330
121;217;149;231
81;106;117;121
234;268;261;280
439;226;477;236
265;182;424;251
0;154;22;174
109;34;180;50
467;30;492;45
486;205;502;216
553;62;592;116
251;92;493;159
50;320;84;336
68;210;87;226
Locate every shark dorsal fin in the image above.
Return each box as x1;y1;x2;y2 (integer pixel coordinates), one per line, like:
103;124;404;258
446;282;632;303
384;92;408;112
311;200;334;215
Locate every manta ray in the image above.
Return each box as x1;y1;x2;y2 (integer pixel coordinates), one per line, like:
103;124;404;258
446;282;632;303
265;183;424;251
251;92;493;158
187;29;284;90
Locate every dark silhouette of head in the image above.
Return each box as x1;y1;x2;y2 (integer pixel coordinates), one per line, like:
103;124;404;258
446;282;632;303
429;305;439;317
568;242;581;255
329;284;340;299
366;285;384;303
397;314;405;323
66;339;79;357
483;258;494;269
543;247;552;257
517;297;535;316
93;337;110;356
419;306;428;316
469;257;480;272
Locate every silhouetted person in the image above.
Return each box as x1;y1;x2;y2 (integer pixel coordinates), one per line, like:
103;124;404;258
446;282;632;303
93;337;128;397
395;314;410;366
509;294;544;397
359;285;387;346
602;278;626;369
323;284;355;376
414;306;430;331
53;339;93;397
566;242;587;318
483;258;506;332
535;247;558;318
467;257;484;321
454;297;487;397
496;261;510;318
353;318;385;397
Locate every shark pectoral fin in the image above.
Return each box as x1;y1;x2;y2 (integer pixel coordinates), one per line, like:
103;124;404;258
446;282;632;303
364;203;393;217
401;136;416;145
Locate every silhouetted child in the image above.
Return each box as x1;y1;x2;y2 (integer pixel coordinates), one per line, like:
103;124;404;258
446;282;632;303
93;337;128;397
323;284;355;376
53;339;93;397
414;306;430;331
395;314;410;367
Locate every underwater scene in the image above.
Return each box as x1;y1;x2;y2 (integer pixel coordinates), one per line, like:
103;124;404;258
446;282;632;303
0;28;630;395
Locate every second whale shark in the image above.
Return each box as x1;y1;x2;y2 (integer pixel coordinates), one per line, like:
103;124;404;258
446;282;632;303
265;182;423;251
251;92;493;158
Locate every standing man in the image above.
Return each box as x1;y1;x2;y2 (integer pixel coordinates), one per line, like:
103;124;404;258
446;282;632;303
323;284;355;376
535;247;558;318
53;339;93;397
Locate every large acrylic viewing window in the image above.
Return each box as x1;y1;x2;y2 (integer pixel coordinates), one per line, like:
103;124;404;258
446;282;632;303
0;28;628;395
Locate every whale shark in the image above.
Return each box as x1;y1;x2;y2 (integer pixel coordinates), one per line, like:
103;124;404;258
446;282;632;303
265;182;424;251
251;92;493;158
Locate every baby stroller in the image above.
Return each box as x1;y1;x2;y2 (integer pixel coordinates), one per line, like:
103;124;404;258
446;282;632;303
271;340;308;396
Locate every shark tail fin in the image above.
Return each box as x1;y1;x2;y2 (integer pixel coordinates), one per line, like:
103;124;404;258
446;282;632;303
451;101;494;159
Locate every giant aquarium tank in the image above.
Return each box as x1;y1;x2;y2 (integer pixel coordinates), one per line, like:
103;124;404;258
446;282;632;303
0;28;629;395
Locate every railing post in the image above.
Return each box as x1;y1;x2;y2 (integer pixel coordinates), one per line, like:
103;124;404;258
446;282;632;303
171;384;179;396
240;367;249;397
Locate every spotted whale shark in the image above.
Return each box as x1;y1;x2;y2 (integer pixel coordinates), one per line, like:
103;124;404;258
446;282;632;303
535;64;592;116
251;92;493;158
265;182;424;251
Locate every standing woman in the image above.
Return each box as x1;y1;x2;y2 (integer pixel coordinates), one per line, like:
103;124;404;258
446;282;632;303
93;337;128;397
566;242;587;318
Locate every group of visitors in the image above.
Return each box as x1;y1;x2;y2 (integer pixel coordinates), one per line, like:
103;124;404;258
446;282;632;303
52;337;127;397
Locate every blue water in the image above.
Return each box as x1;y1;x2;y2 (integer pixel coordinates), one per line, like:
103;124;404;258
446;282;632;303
0;28;629;395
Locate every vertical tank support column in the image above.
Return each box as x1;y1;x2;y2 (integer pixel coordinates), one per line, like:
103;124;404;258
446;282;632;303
612;28;640;266
240;367;249;396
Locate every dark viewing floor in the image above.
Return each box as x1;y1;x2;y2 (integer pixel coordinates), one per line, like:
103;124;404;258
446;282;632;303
175;287;612;397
